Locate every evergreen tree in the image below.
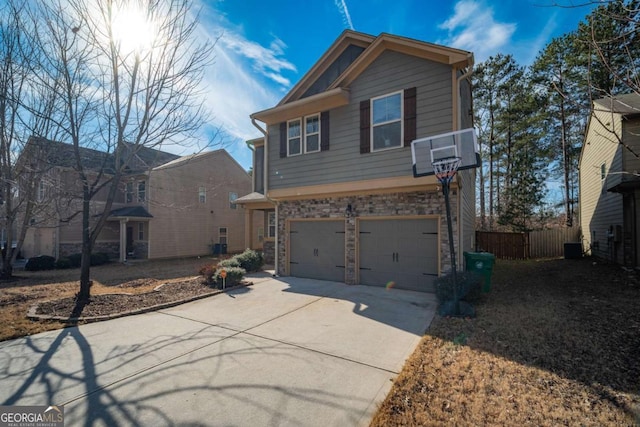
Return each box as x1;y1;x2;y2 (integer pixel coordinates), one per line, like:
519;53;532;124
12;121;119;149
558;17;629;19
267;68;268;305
531;34;585;227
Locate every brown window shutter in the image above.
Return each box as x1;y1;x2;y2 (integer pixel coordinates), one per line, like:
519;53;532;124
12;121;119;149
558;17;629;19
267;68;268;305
321;111;330;151
279;122;287;158
404;87;417;147
360;100;370;154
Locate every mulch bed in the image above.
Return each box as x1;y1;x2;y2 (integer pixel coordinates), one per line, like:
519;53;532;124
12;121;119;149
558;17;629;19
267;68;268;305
34;278;223;319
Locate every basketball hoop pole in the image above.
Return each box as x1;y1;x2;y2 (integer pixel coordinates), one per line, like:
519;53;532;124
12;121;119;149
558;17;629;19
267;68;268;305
434;157;462;316
442;179;460;315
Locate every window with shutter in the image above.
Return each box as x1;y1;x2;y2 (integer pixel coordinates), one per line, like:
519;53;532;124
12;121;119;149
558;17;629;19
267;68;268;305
360;87;417;154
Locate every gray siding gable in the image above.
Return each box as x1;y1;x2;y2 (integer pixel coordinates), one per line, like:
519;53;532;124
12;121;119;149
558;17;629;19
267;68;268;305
269;50;454;190
301;44;366;99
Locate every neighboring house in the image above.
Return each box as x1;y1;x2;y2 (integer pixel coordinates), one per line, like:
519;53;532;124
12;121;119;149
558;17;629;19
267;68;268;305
236;30;476;292
20;137;260;261
580;93;640;266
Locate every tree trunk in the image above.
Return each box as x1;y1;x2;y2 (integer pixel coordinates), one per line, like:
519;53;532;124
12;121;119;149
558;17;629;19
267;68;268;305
0;257;12;279
77;190;92;302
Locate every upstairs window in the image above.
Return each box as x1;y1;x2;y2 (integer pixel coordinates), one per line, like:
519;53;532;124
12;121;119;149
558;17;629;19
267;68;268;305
137;181;146;202
37;181;46;202
199;186;206;204
287;119;302;156
125;182;134;203
280;112;328;158
371;91;403;151
229;192;238;209
305;115;320;153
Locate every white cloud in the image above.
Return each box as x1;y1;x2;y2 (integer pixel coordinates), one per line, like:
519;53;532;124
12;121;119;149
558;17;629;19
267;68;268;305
334;0;355;30
182;4;298;168
439;0;516;61
219;33;297;87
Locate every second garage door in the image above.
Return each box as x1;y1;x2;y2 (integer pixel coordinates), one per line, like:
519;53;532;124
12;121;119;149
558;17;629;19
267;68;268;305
359;218;438;292
289;220;345;282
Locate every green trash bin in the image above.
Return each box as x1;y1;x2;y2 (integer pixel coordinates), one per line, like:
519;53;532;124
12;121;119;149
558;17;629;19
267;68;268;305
464;252;495;292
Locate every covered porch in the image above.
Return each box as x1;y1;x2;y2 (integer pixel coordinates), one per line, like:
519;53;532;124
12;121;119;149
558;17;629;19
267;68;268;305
235;192;275;264
107;206;153;262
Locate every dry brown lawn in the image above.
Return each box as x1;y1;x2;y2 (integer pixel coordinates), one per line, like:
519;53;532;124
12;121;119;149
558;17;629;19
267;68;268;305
0;256;218;341
2;255;640;425
371;257;640;427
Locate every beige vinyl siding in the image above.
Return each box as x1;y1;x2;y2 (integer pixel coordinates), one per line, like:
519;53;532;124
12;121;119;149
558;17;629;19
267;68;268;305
622;118;640;173
148;151;252;259
580;108;624;259
458;168;476;258
268;50;454;190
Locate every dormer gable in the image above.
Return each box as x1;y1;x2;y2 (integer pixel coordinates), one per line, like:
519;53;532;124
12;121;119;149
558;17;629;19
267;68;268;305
252;30;472;126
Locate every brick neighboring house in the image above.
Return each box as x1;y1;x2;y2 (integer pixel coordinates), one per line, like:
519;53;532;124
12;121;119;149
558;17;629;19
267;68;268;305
580;93;640;266
236;30;476;292
19;137;261;261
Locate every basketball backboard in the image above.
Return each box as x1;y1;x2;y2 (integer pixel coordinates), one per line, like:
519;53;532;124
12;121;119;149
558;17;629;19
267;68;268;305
411;128;480;178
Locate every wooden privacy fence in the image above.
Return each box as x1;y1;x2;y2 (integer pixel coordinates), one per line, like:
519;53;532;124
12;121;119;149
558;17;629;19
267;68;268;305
476;228;581;260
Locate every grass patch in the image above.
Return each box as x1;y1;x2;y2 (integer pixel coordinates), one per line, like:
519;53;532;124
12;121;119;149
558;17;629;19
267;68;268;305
371;257;640;426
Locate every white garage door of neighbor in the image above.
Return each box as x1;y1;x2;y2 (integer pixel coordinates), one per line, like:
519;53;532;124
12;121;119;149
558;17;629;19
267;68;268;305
359;218;438;292
289;220;346;282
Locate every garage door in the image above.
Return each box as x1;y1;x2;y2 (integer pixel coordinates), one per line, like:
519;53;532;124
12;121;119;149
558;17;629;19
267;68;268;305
359;218;438;292
289;220;345;282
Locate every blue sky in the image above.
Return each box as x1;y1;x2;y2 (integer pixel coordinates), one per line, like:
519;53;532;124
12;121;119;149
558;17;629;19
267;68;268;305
194;0;598;170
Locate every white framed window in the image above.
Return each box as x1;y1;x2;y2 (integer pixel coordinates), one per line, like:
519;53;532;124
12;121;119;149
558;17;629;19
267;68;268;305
371;91;403;152
219;227;228;245
305;114;320;153
199;186;206;204
137;180;146;202
138;223;144;240
287;119;302;156
229;192;238;209
267;211;276;238
37;181;45;202
125;182;134;203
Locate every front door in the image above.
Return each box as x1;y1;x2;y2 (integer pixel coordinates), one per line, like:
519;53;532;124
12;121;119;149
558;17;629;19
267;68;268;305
126;226;134;254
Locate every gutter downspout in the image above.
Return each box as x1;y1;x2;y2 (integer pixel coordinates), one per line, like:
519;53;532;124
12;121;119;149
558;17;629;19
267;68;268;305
251;117;279;275
455;54;474;269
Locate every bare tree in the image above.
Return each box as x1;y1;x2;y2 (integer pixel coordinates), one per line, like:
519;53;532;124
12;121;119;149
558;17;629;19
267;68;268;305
29;0;214;302
0;0;61;279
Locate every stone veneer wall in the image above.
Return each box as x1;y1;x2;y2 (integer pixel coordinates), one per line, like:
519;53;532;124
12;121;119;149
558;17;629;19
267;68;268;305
276;190;458;284
262;241;275;265
59;241;120;260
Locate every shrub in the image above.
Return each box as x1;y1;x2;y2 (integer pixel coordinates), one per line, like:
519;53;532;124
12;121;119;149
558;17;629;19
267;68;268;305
234;248;264;272
25;255;56;271
434;271;483;304
67;253;82;268
212;266;246;288
217;257;241;269
91;252;110;266
55;257;72;269
66;252;110;267
198;264;217;284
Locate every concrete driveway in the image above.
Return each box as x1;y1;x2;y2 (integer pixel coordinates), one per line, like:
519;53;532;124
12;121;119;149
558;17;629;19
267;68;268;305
0;276;437;426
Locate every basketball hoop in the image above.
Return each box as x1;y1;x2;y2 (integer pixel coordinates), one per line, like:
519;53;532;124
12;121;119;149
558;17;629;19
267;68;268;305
433;157;461;185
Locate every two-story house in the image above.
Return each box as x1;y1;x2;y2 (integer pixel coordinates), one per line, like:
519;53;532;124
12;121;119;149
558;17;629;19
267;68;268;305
20;137;261;261
237;30;476;292
580;93;640;266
